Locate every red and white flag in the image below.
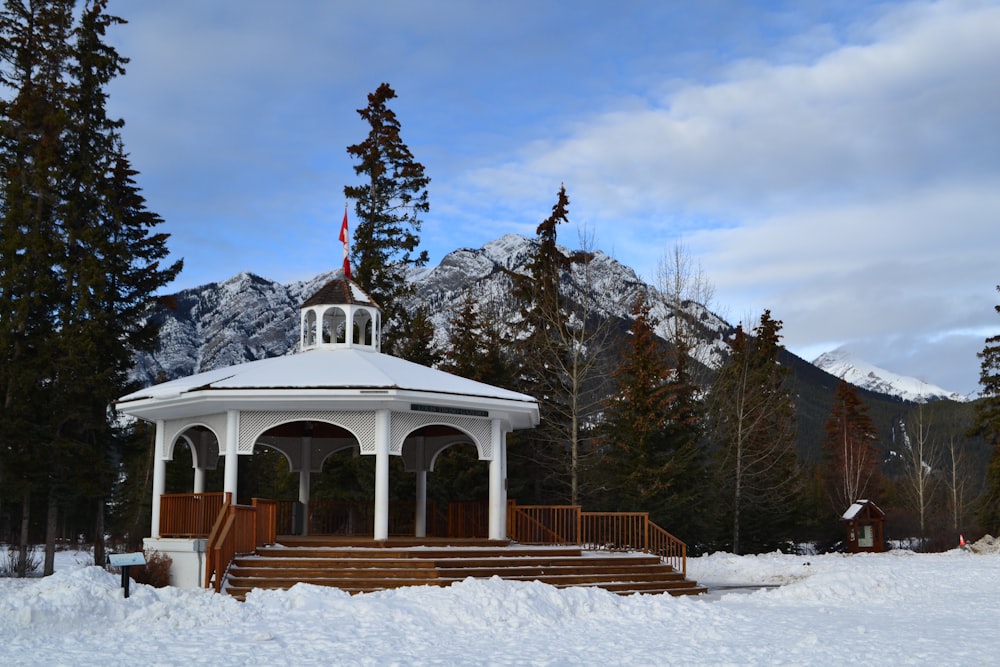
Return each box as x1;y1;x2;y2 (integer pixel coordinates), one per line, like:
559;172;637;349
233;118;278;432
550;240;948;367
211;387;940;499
339;207;351;279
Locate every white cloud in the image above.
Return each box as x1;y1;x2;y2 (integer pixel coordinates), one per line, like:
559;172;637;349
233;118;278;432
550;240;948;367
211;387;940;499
445;0;1000;393
101;0;999;394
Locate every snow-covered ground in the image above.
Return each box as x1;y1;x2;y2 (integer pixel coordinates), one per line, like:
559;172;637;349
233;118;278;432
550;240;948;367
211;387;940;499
2;540;999;666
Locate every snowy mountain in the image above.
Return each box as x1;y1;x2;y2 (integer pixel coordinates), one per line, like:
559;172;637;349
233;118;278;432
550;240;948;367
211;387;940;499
130;234;732;388
131;233;965;406
812;347;969;403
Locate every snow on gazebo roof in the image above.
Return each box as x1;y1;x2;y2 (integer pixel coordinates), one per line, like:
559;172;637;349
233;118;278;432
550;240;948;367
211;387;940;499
119;347;532;402
116;346;538;428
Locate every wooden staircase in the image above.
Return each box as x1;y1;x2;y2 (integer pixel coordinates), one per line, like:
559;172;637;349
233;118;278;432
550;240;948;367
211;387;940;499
223;537;707;600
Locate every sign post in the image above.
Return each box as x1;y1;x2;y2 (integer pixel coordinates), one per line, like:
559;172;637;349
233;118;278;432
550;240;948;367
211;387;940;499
108;552;146;598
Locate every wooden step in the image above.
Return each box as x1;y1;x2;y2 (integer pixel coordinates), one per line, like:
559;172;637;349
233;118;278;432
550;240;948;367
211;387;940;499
223;540;705;600
255;546;586;560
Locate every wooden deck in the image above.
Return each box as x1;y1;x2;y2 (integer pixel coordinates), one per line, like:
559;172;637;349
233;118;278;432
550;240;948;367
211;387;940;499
223;536;707;600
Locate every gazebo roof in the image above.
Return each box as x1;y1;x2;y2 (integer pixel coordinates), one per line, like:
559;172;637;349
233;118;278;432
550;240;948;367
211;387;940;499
301;279;380;309
116;346;538;428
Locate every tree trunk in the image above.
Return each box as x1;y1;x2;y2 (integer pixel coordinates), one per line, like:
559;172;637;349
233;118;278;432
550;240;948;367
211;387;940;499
44;487;57;576
93;497;106;567
17;488;30;578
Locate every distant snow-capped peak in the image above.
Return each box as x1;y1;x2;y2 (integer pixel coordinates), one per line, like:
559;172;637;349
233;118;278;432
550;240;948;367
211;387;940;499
812;347;969;403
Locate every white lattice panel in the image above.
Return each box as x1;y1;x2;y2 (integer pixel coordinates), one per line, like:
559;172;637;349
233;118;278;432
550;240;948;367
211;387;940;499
390;411;494;459
238;410;376;453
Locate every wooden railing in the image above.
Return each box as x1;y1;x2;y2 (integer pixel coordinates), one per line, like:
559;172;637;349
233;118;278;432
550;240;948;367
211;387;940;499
580;511;648;551
162;494;688;578
447;500;490;538
646;522;687;575
203;495;277;592
508;504;687;574
271;499;447;537
159;492;226;537
253;498;278;546
508;505;580;544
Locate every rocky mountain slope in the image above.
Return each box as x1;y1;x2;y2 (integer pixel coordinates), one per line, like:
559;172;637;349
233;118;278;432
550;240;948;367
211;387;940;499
130;233;732;387
130;233;959;409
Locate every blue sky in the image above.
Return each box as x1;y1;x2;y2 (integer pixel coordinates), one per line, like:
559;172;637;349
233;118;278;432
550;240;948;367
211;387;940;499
105;0;1000;396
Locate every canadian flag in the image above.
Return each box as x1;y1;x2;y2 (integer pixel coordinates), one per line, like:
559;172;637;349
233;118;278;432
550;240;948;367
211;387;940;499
339;208;351;280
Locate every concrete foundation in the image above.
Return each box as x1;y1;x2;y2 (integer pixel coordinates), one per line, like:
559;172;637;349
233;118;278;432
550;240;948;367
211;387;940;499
142;537;207;589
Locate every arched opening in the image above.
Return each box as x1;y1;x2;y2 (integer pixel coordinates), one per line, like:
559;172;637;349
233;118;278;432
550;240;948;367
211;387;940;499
239;444;297;504
164;425;223;494
429;442;490;505
302;309;317;347
321;306;347;344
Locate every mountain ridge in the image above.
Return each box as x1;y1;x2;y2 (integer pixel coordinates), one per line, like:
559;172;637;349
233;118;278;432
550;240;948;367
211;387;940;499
812;347;970;403
131;233;962;406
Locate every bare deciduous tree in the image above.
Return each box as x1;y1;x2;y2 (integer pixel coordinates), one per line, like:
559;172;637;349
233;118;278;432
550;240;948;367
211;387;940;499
896;401;942;542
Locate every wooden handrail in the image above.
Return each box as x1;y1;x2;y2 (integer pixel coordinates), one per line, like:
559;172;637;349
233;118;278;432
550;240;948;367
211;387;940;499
504;503;689;575
646;521;687;575
203;494;233;590
203;494;276;592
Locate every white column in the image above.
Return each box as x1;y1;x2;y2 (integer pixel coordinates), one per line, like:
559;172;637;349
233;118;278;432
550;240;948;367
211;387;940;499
223;410;239;502
501;429;508;509
299;435;312;504
488;420;506;540
299;435;311;536
415;470;428;537
414;436;427;537
373;409;390;541
193;466;206;495
192;433;208;494
151;421;167;538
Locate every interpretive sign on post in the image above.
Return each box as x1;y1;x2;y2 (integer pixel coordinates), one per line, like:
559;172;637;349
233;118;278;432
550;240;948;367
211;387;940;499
108;552;146;598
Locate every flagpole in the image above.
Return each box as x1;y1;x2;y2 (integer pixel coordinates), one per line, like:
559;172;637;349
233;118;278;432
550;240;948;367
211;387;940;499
339;204;352;280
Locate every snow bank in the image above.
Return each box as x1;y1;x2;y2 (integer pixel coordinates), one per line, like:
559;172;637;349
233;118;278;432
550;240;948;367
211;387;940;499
2;548;998;665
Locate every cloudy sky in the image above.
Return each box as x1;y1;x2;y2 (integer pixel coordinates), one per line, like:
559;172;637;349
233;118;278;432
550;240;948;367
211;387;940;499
105;0;999;396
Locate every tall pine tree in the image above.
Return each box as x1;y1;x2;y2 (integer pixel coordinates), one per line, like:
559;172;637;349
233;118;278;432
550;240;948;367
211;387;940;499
972;285;1000;533
508;186;614;505
0;0;181;572
0;0;77;575
344;82;429;355
598;290;704;538
822;379;881;514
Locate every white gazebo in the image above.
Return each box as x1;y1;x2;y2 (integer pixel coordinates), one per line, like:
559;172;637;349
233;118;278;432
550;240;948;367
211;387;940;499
116;277;539;586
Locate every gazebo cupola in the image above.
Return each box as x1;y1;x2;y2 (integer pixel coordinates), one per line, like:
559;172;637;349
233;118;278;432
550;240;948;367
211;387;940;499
299;278;381;352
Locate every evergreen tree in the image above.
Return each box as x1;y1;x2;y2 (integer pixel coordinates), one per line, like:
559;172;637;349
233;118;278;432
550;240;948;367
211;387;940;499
393;304;440;367
0;0;181;571
344;82;429;355
598;291;704;538
0;0;77;575
822;379;882;514
707;311;802;554
431;291;521;505
508;186;614;505
972;286;1000;533
440;291;514;385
